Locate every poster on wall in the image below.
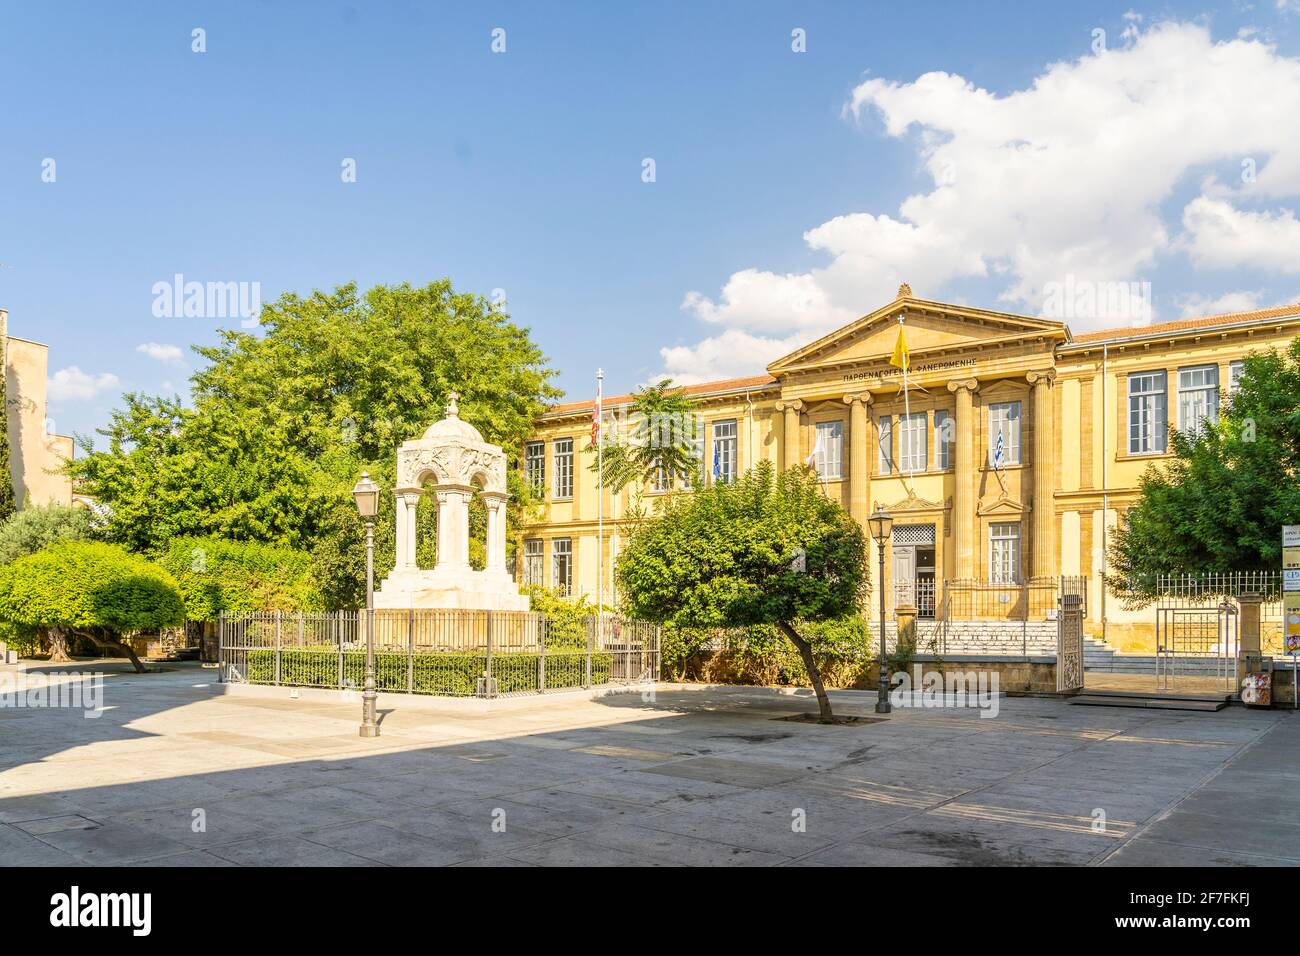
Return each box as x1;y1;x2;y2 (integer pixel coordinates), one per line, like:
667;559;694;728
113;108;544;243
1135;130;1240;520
1285;592;1300;654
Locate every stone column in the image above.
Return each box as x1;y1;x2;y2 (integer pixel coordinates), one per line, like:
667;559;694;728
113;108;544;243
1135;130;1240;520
483;493;508;574
394;492;409;570
1027;369;1057;579
434;489;472;570
775;399;804;469
402;492;421;569
843;392;873;529
947;378;979;580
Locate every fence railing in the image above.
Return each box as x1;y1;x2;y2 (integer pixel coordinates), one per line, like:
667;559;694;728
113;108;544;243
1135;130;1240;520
936;576;1087;622
1154;571;1281;604
218;609;659;699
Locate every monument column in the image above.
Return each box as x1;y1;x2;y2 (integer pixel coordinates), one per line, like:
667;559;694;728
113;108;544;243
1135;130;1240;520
1027;369;1057;579
483;493;508;574
947;378;979;580
435;489;472;570
842;392;873;529
775;399;804;469
394;492;409;570
402;492;421;569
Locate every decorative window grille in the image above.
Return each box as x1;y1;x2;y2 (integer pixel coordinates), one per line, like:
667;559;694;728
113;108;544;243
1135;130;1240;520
892;524;936;546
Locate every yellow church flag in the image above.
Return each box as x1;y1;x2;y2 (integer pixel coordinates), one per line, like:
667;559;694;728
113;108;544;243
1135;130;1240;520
889;324;909;372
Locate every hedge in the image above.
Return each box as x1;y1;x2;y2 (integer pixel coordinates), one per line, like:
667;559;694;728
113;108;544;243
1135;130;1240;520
246;647;613;696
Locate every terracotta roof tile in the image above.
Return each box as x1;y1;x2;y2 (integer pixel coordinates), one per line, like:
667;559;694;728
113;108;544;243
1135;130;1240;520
1070;302;1300;345
545;374;777;416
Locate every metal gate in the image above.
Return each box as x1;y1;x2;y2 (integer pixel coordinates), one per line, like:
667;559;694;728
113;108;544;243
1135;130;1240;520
1156;601;1238;692
1056;593;1084;692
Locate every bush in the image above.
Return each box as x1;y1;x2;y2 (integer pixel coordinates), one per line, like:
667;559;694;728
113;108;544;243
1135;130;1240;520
522;585;604;649
245;646;613;695
0;505;97;565
664;615;875;688
156;537;323;621
0;541;185;671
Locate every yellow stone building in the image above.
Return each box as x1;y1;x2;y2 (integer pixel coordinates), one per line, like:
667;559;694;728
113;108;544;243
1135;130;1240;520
522;287;1300;651
2;309;75;508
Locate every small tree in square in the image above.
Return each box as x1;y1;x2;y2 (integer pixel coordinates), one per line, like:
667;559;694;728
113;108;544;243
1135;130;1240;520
617;461;867;722
0;541;185;672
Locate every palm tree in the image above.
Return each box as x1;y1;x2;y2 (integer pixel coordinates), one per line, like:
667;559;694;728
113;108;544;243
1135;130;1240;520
587;379;702;494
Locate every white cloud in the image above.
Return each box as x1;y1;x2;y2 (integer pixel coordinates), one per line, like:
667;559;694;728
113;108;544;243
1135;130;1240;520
48;367;120;401
1180;197;1300;273
1177;290;1264;318
136;342;185;363
661;21;1300;381
660;329;806;385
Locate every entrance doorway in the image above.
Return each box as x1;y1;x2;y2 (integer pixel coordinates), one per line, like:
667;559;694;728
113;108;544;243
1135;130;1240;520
891;523;936;618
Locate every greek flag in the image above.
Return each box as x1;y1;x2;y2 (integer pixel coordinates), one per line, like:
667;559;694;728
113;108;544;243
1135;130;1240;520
712;442;721;480
993;429;1004;472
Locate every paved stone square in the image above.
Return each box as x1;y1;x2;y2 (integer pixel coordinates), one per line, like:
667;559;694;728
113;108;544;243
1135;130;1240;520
0;662;1295;866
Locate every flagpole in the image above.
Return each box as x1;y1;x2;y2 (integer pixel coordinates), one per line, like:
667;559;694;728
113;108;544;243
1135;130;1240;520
596;369;604;619
900;315;912;477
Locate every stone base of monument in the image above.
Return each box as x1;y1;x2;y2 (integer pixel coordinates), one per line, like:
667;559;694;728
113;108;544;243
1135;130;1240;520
373;566;531;611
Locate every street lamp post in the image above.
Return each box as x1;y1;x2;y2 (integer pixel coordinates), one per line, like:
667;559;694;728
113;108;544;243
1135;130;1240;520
868;506;894;714
353;471;381;738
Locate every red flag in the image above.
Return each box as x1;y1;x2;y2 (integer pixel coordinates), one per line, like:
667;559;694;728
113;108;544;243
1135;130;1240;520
591;394;601;446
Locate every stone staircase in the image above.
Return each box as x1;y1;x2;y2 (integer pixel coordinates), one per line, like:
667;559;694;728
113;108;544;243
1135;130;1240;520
1083;636;1230;675
876;620;1059;656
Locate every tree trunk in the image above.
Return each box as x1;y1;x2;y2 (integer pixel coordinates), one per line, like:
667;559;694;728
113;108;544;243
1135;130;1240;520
45;627;73;663
776;620;833;723
75;630;148;674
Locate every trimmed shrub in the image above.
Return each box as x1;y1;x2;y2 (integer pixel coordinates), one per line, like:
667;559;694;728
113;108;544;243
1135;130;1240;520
245;647;613;696
0;541;185;670
156;537;323;621
663;615;877;688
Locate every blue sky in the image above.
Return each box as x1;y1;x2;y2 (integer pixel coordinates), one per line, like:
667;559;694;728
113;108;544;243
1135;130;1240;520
4;1;1300;444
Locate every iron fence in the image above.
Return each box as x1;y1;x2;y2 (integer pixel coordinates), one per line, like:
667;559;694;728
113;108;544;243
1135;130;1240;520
218;609;659;699
1154;571;1284;661
940;576;1087;622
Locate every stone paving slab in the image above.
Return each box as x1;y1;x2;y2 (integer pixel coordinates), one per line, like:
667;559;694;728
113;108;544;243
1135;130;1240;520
1;664;1293;866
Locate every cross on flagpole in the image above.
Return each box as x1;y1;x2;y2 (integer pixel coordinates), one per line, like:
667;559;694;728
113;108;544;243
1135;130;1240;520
595;369;604;618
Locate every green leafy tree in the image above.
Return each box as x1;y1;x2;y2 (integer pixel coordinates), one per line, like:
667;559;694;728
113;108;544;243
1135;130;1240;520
1109;342;1300;604
588;379;702;494
0;504;97;565
0;541;185;672
617;461;867;721
69;280;560;600
0;335;14;522
155;537;323;621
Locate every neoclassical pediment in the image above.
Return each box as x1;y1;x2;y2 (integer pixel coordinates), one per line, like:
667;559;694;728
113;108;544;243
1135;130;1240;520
767;287;1066;375
876;489;951;514
977;493;1030;517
